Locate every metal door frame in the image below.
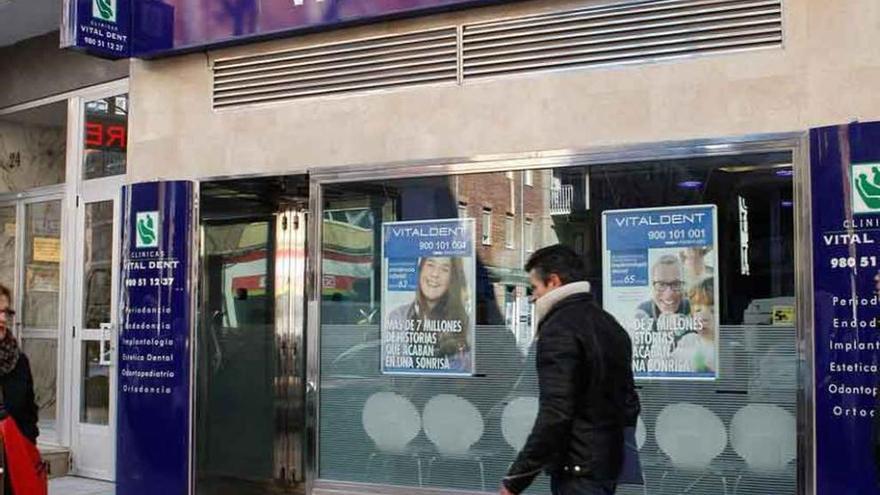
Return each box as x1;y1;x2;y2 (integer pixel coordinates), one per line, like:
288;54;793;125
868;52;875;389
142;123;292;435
275;207;309;485
0;186;65;447
63;78;129;477
69;180;123;480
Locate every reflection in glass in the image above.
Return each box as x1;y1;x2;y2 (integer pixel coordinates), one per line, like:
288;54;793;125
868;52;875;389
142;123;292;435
22;338;57;424
23;200;61;329
197;220;277;495
83;94;128;180
80;341;109;425
83;201;114;329
0;206;16;292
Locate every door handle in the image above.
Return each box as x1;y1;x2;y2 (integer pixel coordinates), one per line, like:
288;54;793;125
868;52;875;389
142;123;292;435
99;322;113;366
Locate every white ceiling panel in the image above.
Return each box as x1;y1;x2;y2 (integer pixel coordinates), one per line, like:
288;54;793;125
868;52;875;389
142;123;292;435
0;0;61;48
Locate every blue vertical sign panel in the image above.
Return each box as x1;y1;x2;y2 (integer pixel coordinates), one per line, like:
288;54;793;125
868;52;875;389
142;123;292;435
117;181;195;495
812;122;880;494
63;0;131;59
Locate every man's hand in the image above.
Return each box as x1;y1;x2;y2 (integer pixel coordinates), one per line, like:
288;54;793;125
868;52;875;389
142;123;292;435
499;484;515;495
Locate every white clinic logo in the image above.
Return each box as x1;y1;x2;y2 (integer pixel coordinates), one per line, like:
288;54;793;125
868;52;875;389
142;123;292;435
92;0;117;23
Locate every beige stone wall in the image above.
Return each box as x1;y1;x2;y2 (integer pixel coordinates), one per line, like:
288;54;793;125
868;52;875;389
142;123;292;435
128;0;880;181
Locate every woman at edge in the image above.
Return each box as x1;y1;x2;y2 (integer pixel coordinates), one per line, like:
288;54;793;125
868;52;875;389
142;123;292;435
0;284;40;492
387;256;472;370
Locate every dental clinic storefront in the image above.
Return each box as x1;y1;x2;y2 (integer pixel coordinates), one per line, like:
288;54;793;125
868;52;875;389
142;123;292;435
64;0;880;493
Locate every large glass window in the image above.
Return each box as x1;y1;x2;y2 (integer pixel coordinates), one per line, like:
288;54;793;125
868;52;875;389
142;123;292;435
79;200;114;426
318;152;797;494
23;338;58;425
23;200;62;330
82;201;113;329
0;205;16;291
22;198;63;427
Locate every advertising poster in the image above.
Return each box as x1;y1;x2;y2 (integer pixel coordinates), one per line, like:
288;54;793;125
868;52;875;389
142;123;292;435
382;219;476;376
602;205;719;380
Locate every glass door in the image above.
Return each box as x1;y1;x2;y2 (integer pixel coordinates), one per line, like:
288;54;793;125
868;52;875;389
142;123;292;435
196;196;308;495
67;87;128;479
70;184;120;479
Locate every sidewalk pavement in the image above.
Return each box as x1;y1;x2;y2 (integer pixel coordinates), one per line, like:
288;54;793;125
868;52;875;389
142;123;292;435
49;476;114;495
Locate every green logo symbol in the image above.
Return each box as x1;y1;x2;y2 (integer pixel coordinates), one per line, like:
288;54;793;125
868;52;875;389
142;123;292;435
92;0;116;22
136;212;158;248
852;163;880;214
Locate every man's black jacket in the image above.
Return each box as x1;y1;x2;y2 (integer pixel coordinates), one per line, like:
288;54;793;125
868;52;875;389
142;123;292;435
503;292;640;493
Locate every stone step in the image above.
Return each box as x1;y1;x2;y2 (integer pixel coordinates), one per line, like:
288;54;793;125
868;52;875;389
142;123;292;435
39;445;71;479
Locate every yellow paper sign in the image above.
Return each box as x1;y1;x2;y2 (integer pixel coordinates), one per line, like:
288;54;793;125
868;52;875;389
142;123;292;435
33;237;61;263
772;305;795;325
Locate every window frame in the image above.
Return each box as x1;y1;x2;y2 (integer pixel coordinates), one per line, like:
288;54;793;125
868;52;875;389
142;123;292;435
307;132;812;495
525;217;534;252
481;208;493;245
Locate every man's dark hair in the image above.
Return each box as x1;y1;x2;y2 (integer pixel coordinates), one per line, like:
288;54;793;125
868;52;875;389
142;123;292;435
525;244;587;284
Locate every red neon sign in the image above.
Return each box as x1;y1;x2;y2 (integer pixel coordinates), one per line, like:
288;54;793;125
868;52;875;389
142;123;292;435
85;121;127;151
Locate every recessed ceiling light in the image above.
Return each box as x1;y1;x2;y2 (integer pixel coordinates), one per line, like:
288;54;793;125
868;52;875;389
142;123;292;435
677;180;703;189
718;163;792;173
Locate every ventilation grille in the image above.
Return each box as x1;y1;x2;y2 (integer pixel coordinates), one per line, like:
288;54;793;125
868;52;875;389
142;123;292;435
463;0;782;78
213;28;459;109
212;0;783;108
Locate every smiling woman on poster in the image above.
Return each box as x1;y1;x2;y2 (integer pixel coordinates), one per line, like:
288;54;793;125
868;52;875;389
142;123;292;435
386;256;472;371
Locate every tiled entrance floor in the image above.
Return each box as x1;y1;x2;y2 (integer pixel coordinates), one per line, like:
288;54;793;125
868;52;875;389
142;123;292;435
49;476;114;495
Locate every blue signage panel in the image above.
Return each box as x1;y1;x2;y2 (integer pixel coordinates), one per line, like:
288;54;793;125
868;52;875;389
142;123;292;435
603;206;716;252
64;0;506;58
62;0;132;59
812;122;880;494
129;0;498;57
117;181;195;495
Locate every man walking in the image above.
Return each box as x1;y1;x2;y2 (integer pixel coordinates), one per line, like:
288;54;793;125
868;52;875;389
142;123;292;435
500;245;640;495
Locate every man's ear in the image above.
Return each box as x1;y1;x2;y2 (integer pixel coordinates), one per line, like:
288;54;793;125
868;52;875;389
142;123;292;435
547;273;563;289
